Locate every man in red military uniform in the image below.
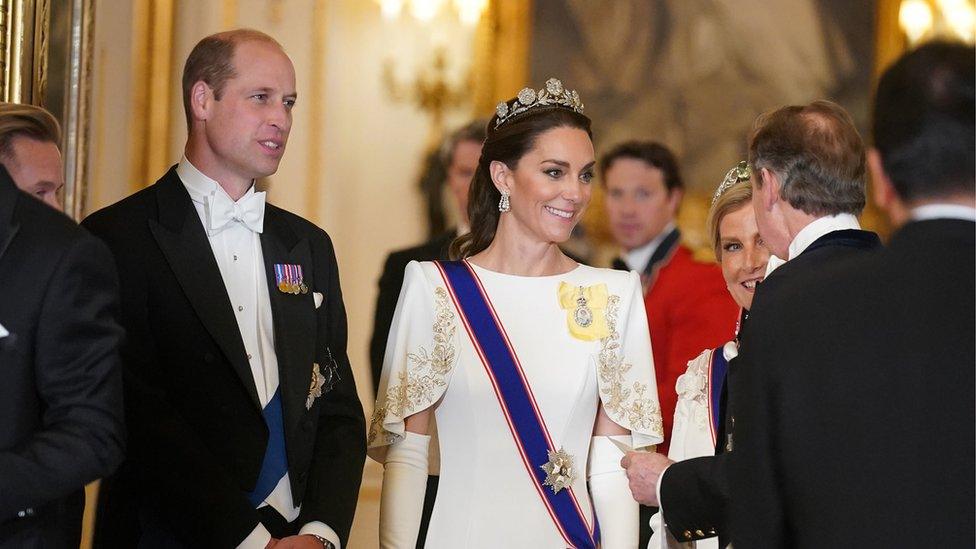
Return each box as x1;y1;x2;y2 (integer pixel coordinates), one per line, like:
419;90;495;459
601;141;738;545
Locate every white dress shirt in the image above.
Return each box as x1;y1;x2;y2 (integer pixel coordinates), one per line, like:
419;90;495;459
177;158;340;549
625;222;677;272
764;213;861;276
911;203;976;222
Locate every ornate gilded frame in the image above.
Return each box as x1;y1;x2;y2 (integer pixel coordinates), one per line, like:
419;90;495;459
1;0;95;220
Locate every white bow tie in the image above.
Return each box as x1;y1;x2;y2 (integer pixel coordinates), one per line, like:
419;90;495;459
204;189;266;235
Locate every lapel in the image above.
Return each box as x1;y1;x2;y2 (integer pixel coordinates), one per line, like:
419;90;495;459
147;168;262;410
260;206;316;432
0;167;22;262
641;227;682;292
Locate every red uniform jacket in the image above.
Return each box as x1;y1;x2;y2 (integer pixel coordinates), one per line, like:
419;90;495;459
644;244;737;454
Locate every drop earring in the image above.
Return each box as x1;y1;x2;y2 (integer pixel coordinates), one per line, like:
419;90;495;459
498;191;511;212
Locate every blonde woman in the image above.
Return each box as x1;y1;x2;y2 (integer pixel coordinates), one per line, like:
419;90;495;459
649;162;768;548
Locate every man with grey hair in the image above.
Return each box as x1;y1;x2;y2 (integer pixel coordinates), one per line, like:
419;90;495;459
622;100;881;545
731;40;974;547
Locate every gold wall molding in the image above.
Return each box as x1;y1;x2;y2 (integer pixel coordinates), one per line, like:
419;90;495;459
221;0;237;29
0;0;95;220
128;0;174;191
471;0;532;117
875;0;906;80
63;0;95;220
306;0;326;222
1;0;37;103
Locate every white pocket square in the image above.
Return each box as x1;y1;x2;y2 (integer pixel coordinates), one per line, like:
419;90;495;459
0;322;8;339
313;292;324;309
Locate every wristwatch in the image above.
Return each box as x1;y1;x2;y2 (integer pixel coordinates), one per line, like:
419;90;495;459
307;534;335;549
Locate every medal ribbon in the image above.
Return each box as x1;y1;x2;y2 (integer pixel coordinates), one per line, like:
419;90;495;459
435;260;599;549
707;346;730;446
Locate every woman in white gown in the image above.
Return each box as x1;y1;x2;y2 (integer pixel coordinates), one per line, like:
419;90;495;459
369;78;664;548
648;163;769;548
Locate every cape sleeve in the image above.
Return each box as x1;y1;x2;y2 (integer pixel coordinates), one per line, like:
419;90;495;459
367;261;460;462
669;348;716;462
595;270;665;450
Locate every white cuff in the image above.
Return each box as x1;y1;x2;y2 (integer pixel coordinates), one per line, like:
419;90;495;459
380;431;430;549
237;523;272;549
589;436;638;548
300;521;342;548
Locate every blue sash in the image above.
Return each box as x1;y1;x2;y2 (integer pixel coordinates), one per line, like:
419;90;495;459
708;347;730;445
436;260;599;549
247;389;288;507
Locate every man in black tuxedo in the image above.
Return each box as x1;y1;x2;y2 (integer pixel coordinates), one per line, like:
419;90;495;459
729;41;975;548
84;30;365;548
622;100;881;545
0;105;124;547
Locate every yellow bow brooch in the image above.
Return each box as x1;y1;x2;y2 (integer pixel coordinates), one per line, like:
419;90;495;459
558;282;610;341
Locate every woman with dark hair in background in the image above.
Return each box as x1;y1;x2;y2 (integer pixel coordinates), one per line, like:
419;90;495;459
369;79;662;548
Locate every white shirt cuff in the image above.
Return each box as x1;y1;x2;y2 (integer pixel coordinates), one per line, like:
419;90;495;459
237;523;272;549
300;521;342;549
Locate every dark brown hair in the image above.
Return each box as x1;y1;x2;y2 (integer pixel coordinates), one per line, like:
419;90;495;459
449;106;592;259
181;29;282;129
749;100;866;216
599;140;684;192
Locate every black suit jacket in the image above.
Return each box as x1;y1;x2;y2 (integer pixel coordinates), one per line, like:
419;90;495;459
729;219;974;548
659;229;881;545
0;168;124;548
369;231;454;393
83;167;366;547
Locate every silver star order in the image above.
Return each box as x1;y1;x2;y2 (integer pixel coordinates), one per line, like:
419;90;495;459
540;447;576;494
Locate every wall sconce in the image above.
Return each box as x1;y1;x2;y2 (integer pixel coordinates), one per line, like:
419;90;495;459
377;0;487;26
899;0;976;46
377;0;485;142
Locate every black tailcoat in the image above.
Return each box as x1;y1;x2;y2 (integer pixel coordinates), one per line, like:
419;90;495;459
660;229;881;545
83;168;366;547
0;169;124;548
730;219;974;547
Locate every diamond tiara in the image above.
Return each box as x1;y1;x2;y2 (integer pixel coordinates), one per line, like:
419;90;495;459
711;161;752;205
494;78;584;128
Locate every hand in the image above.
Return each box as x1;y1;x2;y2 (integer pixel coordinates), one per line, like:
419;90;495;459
273;534;329;549
620;451;674;506
265;538;279;548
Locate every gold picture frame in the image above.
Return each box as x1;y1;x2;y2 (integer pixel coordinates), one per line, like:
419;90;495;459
1;0;95;221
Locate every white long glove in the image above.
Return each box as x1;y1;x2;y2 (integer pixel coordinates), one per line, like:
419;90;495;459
380;432;430;549
589;435;639;549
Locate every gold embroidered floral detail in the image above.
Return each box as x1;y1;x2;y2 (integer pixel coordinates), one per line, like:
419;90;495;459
597;295;664;437
368;287;457;446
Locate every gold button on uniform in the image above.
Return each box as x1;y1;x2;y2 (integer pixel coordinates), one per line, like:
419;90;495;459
695;529;705;537
683;530;693;540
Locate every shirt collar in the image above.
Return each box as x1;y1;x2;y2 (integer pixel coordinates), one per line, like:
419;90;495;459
765;213;861;276
624;222;676;271
911;203;976;222
176;156;255;205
